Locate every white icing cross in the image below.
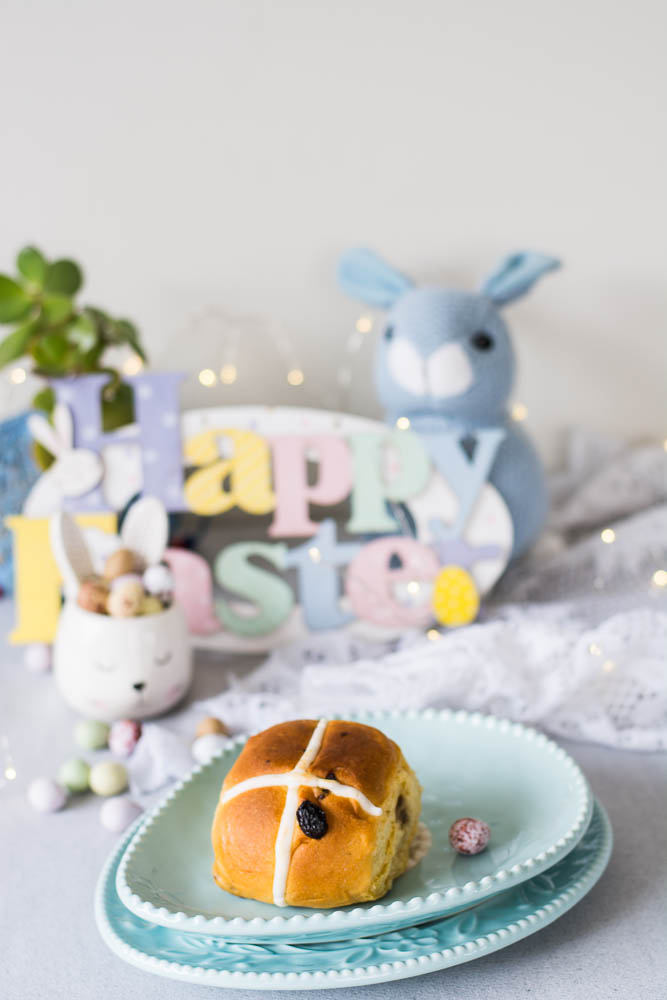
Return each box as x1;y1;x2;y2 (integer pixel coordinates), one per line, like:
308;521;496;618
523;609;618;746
220;718;382;906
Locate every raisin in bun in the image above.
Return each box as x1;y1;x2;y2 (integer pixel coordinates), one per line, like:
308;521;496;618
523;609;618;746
211;718;421;908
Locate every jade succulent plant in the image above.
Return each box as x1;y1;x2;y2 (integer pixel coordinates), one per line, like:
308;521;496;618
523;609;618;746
0;246;147;441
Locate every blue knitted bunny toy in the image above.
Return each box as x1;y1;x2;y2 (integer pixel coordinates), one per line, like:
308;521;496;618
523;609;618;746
338;249;560;557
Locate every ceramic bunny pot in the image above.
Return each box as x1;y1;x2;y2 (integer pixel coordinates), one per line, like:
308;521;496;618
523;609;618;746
50;497;192;721
338;249;560;557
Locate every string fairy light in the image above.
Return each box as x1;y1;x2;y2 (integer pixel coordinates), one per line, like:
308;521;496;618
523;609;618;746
198;368;216;387
511;402;528;422
122;354;143;376
308;546;322;563
287;368;305;387
589;643;602;656
652;570;667;588
355;315;373;334
426;628;441;641
396;417;411;430
9;367;26;384
406;580;420;595
600;528;616;544
601;659;616;673
220;364;238;385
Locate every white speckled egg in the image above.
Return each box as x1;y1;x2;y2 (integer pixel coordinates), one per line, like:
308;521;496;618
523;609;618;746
99;797;143;832
89;760;128;797
23;643;52;673
27;778;67;813
192;732;229;765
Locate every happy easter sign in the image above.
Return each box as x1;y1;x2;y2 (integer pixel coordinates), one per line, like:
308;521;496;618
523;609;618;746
9;373;512;650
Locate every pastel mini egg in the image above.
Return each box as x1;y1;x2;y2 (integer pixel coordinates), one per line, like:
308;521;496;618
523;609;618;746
139;594;164;616
195;716;229;740
104;547;138;581
109;572;143;591
192;732;228;765
74;719;110;751
77;577;110;615
109;719;142;757
99;797;143;833
142;563;174;602
23;643;52;673
107;580;144;618
89;761;128;797
27;777;66;813
57;758;90;794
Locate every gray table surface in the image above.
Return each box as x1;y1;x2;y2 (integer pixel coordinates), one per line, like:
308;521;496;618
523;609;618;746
2;598;666;1000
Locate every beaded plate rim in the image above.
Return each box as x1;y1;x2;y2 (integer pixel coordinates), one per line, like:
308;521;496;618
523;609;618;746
116;708;593;938
98;801;611;990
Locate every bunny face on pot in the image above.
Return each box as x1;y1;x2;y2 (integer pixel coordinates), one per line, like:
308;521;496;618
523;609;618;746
50;497;193;721
338;249;560;428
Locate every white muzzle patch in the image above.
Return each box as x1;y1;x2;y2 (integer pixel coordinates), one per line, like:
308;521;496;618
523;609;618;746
387;338;474;398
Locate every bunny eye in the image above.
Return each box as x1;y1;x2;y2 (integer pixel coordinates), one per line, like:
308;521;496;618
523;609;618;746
384;325;394;341
154;651;172;667
95;660;117;673
471;332;494;351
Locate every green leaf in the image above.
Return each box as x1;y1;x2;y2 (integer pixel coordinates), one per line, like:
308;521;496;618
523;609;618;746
0;322;34;367
32;386;55;413
0;275;33;323
44;259;83;296
66;314;98;352
33;331;68;369
41;295;73;324
16;246;47;287
115;319;147;361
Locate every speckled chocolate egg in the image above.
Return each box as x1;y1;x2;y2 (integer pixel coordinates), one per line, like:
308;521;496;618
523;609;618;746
449;817;491;855
107;580;144;618
104;548;138;581
74;719;110;750
195;716;229;739
57;758;90;793
99;797;143;832
77;577;110;614
109;719;142;757
89;760;128;797
139;594;164;616
27;777;66;813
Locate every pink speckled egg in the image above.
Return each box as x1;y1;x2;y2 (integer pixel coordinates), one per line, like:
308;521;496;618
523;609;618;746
109;719;142;757
449;817;491;855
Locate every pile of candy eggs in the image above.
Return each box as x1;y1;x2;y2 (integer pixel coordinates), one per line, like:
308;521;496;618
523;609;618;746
26;717;144;833
77;547;173;618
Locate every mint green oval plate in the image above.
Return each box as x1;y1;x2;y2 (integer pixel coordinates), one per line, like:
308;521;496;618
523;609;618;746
98;801;611;990
116;710;592;942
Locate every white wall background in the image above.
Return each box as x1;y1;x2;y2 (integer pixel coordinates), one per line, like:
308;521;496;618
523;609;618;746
1;0;665;465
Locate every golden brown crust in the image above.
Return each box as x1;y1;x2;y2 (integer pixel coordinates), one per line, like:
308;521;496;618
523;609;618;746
212;719;421;908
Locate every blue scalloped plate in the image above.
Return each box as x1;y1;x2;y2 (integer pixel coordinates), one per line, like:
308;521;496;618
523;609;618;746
97;800;611;990
116;710;592;942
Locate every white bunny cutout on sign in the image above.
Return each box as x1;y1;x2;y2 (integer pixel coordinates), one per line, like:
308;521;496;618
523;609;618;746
24;403;103;517
50;498;192;721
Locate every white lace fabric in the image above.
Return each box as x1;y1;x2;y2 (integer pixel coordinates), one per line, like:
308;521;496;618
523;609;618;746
129;431;667;799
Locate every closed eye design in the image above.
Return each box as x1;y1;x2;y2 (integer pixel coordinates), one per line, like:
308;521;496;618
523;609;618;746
94;661;117;673
154;651;173;666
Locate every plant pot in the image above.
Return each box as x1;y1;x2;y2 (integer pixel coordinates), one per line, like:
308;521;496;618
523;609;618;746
53;601;192;721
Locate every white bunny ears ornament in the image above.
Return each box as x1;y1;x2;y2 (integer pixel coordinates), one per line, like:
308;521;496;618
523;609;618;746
24;403;103;517
50;498;192;721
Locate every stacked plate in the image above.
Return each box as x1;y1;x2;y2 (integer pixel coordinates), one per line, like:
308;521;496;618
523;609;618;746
96;709;611;991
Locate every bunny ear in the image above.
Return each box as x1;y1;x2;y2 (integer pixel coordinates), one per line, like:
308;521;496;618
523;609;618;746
480;252;561;306
338;248;414;308
52;403;74;449
120;496;168;565
50;511;95;597
27;413;64;457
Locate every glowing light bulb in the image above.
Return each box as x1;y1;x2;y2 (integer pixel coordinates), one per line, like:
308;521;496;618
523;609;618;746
220;364;237;385
426;628;440;641
308;547;321;563
396;417;410;430
287;368;304;386
652;570;667;587
588;643;602;656
511;402;528;422
406;580;420;595
122;354;143;376
9;367;26;384
198;368;216;387
356;315;373;334
600;528;616;544
4;766;16;781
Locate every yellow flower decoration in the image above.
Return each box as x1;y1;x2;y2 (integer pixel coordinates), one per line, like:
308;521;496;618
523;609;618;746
432;565;479;627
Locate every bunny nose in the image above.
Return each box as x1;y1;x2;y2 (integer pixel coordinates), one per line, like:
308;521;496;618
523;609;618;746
133;682;146;692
